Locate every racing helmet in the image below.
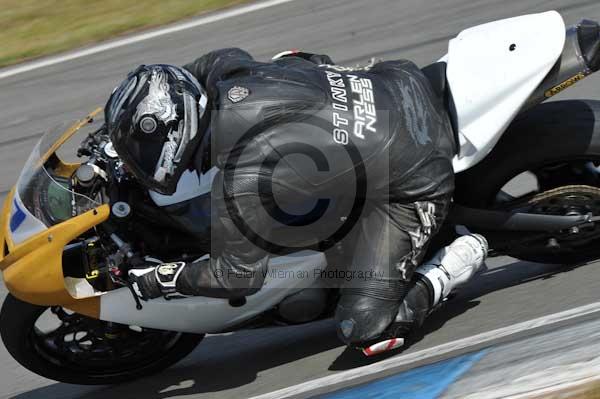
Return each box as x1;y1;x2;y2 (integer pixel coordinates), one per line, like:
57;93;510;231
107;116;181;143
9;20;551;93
105;64;209;195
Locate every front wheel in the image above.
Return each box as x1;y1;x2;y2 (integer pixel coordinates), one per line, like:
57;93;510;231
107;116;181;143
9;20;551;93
0;294;204;385
455;100;600;264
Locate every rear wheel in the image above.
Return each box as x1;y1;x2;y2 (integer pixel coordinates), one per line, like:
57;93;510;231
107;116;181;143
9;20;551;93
0;294;204;385
455;100;600;264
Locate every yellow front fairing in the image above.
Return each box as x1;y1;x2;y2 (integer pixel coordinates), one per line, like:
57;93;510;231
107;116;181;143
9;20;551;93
0;110;107;318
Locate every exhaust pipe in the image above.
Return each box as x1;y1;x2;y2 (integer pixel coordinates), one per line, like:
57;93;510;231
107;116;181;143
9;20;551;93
523;19;600;110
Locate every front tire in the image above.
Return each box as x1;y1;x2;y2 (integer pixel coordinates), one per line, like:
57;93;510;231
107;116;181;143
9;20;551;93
455;100;600;264
0;294;204;385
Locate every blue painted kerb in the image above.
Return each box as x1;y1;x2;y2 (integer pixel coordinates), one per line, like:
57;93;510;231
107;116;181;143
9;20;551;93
318;349;488;399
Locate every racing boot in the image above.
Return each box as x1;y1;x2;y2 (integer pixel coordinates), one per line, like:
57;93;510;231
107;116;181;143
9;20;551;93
415;233;488;308
360;234;488;356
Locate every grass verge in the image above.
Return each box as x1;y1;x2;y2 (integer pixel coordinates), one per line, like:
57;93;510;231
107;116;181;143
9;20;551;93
0;0;251;68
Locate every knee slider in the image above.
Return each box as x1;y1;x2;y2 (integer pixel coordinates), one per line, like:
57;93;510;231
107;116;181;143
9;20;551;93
335;294;399;344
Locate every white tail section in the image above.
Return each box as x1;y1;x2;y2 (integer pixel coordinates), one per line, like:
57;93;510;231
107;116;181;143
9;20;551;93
447;11;566;172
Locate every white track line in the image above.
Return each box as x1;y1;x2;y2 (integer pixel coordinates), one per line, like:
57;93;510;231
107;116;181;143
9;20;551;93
0;0;297;80
250;301;600;399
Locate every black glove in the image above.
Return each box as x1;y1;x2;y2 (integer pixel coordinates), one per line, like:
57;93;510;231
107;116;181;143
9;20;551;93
128;262;187;300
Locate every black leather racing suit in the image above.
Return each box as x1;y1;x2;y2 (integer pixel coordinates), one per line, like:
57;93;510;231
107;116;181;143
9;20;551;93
170;48;455;344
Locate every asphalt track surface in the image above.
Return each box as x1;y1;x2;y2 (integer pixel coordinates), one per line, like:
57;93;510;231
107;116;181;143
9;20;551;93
2;0;600;398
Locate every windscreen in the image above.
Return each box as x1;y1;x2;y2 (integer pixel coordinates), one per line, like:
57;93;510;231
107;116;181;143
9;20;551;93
10;120;101;244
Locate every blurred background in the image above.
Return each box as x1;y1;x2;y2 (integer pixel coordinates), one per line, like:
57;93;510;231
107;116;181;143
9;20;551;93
0;0;250;67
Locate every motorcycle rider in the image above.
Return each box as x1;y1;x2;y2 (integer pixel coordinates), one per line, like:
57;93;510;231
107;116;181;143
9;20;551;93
106;48;487;353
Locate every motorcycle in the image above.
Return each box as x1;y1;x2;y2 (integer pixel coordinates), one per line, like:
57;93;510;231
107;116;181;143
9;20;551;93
1;10;600;384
